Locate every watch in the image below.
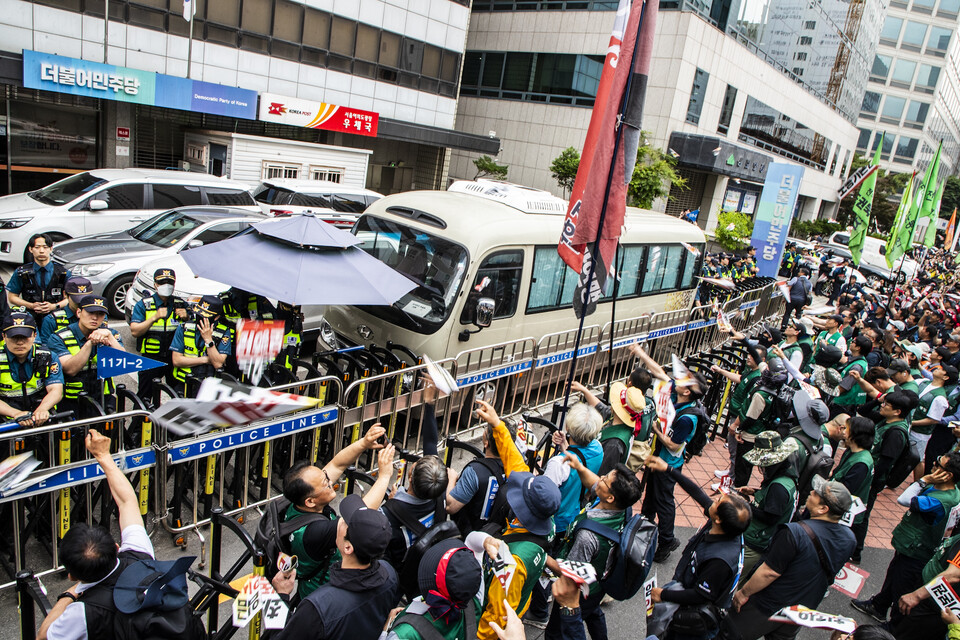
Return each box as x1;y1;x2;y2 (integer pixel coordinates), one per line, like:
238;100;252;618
57;591;77;602
206;341;216;349
558;605;580;617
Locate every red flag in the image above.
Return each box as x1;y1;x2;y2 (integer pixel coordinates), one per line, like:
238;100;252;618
557;0;657;318
946;207;958;250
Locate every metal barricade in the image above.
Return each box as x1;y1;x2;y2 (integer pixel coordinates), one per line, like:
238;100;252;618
526;326;602;413
16;570;50;640
449;338;536;433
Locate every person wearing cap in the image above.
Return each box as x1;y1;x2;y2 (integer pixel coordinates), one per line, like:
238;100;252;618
643;453;751;640
632;344;708;562
470;399;561;640
37;430;155;640
835;275;868;307
830;416;875;561
784;390;831;486
709;339;765;481
944;334;960;369
39;276;91;346
6;233;69;325
729;476;856;640
272;493;400;640
130;269;189;404
733;355;788;488
281;426;395;601
895;529;960;640
737;431;800;581
912;364;953;476
852;452;960;627
169;295;233;398
776;319;810;372
46;295;123;415
832;335;872;413
0;312;63;426
385;538;483;640
814;314;848;356
898;341;925;379
780;266;813;330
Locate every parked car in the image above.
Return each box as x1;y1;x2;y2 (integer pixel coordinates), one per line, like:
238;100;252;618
826;231;917;285
54;206;265;317
252;179;382;227
0;168;258;264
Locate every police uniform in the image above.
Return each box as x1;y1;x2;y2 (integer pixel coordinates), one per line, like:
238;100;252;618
38;276;92;346
274;302;303;372
0;314;64;420
169;296;234;398
131;269;188;403
6;259;68;323
218;289;274;378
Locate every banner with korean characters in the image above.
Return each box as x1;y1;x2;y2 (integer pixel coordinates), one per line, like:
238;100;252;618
23;50;257;120
259;92;379;137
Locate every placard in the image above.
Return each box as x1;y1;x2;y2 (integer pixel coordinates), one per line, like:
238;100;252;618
831;563;869;598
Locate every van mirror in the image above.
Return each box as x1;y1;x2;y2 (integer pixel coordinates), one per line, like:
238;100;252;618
475;297;495;328
88;199;108;211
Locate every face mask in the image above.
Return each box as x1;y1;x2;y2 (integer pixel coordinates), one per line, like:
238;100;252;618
157;284;175;297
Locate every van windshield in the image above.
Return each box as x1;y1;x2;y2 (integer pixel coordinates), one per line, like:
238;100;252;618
29;172;107;206
353;215;469;334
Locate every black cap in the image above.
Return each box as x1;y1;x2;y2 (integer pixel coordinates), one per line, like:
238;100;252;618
2;312;37;338
886;359;910;375
153;268;176;284
65;276;92;298
339;494;390;560
418;539;482;608
828;314;844;324
77;295;108;314
194;295;223;319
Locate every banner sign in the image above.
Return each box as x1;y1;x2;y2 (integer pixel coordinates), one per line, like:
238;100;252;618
838;163;879;200
97;346;166;379
23;50;257;120
235;320;286;384
0;448;156;502
750;163;805;278
259;92;379;137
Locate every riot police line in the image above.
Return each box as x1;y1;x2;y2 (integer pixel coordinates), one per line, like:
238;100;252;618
8;279;782;639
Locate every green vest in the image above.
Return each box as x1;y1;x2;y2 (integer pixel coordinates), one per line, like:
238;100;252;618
922;533;960;583
781;342;802;366
797;336;815;373
0;347;53;415
731;368;762;416
741;389;775;435
914;382;948;435
871;418;909;460
284;503;339;599
482;537;547;613
893;485;960;560
815;331;843;354
54;327;115;399
598;421;634;466
391;598;482;640
833;357;868;407
560;508;626;597
137;295;181;357
831;449;874;524
744;476;797;551
172;321;232;383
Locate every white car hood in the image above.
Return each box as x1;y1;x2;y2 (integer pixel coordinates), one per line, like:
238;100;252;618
0;192;50;219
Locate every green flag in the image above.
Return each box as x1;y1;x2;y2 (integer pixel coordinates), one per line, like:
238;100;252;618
849;139;881;266
886;172;916;268
923;180;945;248
899;141;942;252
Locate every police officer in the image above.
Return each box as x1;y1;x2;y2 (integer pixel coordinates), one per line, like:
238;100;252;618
39;277;92;346
274;301;303;373
0;312;63;426
130;269;188;404
6;233;69;324
219;287;276;324
46;296;123;416
170;295;233;397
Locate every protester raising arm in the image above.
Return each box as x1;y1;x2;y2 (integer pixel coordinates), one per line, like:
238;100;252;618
631;344;669;381
475;399;527;477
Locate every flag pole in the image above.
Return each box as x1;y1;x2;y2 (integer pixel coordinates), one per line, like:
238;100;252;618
103;0;109;63
605;245;626;399
559;0;650;431
186;1;195;79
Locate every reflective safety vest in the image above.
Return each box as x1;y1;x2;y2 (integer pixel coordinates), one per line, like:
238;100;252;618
47;308;74;336
172;321;232;383
276;305;303;371
54;327;115;400
220;293;275;325
137;296;183;358
0;347;54;414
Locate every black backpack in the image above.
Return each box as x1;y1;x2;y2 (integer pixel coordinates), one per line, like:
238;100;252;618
790;430;834;516
392;600;478;640
383;498;461;601
254;497;331;581
574;510;658;600
679;402;714;460
885;425;921;489
453;457;509;537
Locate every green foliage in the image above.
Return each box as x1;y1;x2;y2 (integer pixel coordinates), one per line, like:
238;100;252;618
627;133;688;209
549;147;581;196
715;210;753;251
473;155;508;180
836;153;909;234
789;219;842;240
942;175;960;218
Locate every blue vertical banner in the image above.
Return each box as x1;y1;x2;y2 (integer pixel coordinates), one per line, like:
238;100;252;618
749;162;805;277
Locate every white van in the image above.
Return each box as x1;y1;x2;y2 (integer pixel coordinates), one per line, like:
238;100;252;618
0;168;257;263
827;231;918;284
252;179;382;228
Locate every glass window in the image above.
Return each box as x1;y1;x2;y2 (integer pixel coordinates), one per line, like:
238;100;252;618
857;128;872;148
528;246;577;311
641;245;683;294
503;53;534;92
880;16;903;41
460;250;524;323
718;84;738;133
480;52;505;87
686;68;709;125
913;0;935;8
130;211;202;246
273;0;302;42
380;31;401;68
152;184;203;209
881;96;906;120
895;137;919;160
401;39;424;73
917;64;941;88
422;44;442;79
253;186;292;205
872;134;895;155
861;91;881;113
461;51;482;86
355;23;379;62
680;247;702;289
901;21;928;46
941;0;960;14
206;0;239;27
871;54;892;79
98;184;145;210
616;246;646;297
928;26;953;50
204;188;255;206
191;221;251;247
34;172;106;206
440;51;459;84
906;101;930;123
302;10;330;50
891;59;918;84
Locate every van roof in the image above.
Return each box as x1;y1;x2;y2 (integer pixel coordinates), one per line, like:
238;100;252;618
364;190;706;255
88;168;252;188
260;178;383;196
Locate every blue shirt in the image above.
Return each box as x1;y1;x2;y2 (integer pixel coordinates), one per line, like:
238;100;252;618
46;322;123;361
2;346;64;386
659;401;697;469
6;261;56;294
39;308;76;346
169;324;232;355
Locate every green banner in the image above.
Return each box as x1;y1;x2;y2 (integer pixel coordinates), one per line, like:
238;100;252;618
923;180;945;248
886;173;915;269
850;139;881;266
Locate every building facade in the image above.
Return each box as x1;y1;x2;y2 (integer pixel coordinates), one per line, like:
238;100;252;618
0;0;499;196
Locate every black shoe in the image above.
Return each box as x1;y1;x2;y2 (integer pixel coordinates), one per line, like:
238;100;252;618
850;552;862;564
850;598;887;623
654;538;681;563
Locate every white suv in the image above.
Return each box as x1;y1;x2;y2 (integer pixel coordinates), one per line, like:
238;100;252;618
252;179;382;228
0;168;257;263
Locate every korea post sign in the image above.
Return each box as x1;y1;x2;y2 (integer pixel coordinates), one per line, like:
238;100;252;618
259;92;379;137
750;163;805;278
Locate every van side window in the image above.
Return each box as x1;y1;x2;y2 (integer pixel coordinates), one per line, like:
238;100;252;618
528;247;577;311
614;245;647;297
96;184;145;209
641;246;683;294
461;250;524;324
254;186;292;205
330;194;369;213
679;245;703;289
205;187;256;206
192;221;251;246
152;184;203;209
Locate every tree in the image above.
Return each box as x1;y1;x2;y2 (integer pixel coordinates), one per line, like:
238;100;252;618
627;134;687;209
835;153;908;234
942;175;960;218
549;147;580;196
473;155;508;180
715;210;753;251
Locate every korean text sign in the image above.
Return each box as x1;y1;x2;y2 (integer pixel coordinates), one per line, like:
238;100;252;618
750;163;805;278
258;92;379;137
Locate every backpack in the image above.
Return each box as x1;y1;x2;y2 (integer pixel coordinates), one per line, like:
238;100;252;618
885;427;921;489
394;600;478;640
790;430;834;515
383;498;461;601
760;383;797;433
254;497;331;581
452;457;509;537
574;510;658;600
678;402;714;461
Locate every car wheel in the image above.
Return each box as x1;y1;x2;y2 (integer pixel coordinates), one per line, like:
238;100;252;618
105;274;134;318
